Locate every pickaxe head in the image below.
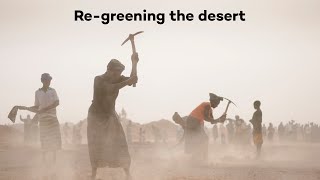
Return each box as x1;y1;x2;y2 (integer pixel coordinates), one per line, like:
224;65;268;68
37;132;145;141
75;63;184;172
222;97;237;107
121;31;144;46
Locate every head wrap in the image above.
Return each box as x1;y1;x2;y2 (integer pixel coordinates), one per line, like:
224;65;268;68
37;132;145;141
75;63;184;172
107;59;125;71
209;93;223;101
41;73;52;81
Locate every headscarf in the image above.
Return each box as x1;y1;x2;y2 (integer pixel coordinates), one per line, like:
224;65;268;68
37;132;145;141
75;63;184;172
41;73;52;81
107;59;125;71
209;93;223;102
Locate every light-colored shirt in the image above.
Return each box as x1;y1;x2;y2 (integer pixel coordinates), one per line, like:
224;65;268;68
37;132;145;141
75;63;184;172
35;87;59;117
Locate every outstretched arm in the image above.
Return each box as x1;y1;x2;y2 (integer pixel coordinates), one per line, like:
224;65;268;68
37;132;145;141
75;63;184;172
17;106;39;113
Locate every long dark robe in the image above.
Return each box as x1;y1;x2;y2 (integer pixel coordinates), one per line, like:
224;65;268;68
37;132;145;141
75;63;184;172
87;75;131;168
184;116;208;160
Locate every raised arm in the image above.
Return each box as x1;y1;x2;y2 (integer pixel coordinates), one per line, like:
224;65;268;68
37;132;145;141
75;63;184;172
130;53;139;78
98;75;138;93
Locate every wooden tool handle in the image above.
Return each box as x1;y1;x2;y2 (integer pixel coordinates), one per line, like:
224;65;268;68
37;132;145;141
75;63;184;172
224;101;231;114
130;39;137;87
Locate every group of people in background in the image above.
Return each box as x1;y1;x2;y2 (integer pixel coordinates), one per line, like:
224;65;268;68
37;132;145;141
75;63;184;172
20;115;85;146
208;119;320;144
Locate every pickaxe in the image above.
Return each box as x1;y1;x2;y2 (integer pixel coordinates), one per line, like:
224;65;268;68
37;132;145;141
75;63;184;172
121;31;144;87
222;97;237;115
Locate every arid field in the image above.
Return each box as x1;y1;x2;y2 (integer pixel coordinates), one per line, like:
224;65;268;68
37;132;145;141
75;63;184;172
1;139;320;180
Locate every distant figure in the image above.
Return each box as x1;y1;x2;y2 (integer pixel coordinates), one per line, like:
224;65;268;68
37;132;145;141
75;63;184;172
219;124;227;144
234;117;247;145
152;125;162;143
267;123;275;142
262;124;267;137
126;121;132;144
234;115;242;144
304;124;311;142
72;122;82;145
17;73;62;178
63;123;71;145
226;119;235;144
239;119;248;144
20;115;33;145
119;108;127;120
278;122;285;142
249;100;263;158
212;124;219;143
139;127;146;143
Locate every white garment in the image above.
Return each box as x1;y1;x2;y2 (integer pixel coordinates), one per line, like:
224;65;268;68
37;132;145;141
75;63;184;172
35;87;59;117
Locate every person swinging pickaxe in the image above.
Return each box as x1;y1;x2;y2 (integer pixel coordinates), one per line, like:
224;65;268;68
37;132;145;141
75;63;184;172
121;31;144;87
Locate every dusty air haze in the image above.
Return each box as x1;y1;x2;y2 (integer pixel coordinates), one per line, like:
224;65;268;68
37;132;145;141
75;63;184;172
1;0;319;124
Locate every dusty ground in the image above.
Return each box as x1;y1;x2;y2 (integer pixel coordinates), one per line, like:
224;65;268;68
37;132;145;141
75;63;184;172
1;142;320;180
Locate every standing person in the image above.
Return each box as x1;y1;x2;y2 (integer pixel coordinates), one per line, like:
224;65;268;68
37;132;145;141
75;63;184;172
262;124;267;137
304;124;312;142
239;119;247;144
126;121;132;144
226;119;235;144
278;122;285;142
184;93;226;163
139;127;146;144
152;125;162;143
72;123;82;145
219;124;227;144
17;73;62;177
87;53;139;180
267;123;275;142
249;100;263;158
20;114;33;145
234;115;242;144
212;124;219;143
63;123;71;145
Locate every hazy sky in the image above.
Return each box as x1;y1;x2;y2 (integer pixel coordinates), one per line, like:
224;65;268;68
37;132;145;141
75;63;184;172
1;0;319;125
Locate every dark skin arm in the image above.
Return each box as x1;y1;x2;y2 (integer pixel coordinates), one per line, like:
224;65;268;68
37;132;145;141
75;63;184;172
99;76;138;93
203;106;227;124
129;35;139;78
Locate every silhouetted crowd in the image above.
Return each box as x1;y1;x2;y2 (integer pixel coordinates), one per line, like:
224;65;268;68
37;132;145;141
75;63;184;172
206;117;320;144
